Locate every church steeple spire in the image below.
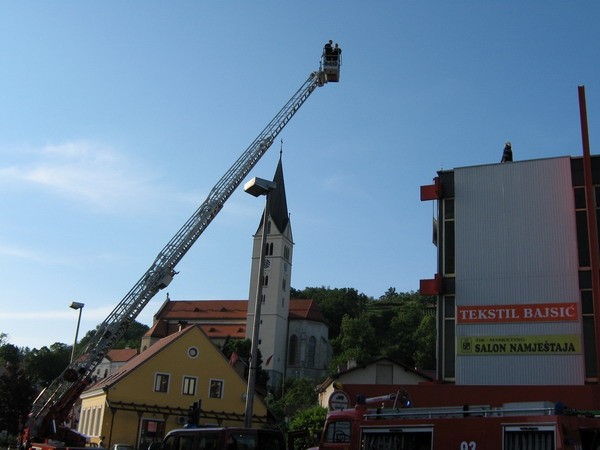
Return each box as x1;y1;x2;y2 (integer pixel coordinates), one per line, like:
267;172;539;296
267;153;289;233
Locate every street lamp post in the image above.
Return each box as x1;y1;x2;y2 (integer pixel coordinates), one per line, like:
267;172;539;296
243;177;276;428
69;301;85;363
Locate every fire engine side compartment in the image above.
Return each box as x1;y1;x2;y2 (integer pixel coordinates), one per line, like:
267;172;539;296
319;409;600;450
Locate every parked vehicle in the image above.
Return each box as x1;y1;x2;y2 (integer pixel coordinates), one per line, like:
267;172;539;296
111;445;134;450
160;427;285;450
315;393;600;450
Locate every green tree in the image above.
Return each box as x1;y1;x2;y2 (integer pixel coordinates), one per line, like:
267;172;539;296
330;314;377;370
0;343;36;438
0;342;21;366
320;288;437;371
269;377;319;422
413;313;436;369
385;299;423;366
78;320;149;350
291;287;370;338
23;343;70;387
287;405;327;450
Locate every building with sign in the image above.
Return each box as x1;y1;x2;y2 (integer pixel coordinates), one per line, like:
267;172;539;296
420;154;600;387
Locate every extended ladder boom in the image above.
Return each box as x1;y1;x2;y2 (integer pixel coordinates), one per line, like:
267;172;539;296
26;52;338;443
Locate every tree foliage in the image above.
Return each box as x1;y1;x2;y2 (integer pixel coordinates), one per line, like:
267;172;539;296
23;343;70;387
287;405;328;450
291;287;369;338
293;286;436;370
0;343;36;440
269;377;319;422
78;320;150;351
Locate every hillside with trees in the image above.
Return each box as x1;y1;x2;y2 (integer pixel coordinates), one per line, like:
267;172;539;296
291;286;436;371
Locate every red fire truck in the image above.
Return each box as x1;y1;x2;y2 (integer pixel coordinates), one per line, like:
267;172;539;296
314;392;600;450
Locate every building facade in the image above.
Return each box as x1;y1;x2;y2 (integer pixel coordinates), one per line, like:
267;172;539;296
79;325;270;449
421;155;600;385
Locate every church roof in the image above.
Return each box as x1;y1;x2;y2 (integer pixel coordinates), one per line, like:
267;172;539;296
268;157;289;233
156;299;249;321
289;299;327;322
257;156;289;234
105;348;138;362
145;298;326;341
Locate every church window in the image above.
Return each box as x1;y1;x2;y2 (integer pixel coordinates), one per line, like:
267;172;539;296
267;220;272;234
263;275;269;287
284;245;290;260
261;294;266;304
282;278;286;291
288;335;298;365
264;242;274;256
307;336;316;368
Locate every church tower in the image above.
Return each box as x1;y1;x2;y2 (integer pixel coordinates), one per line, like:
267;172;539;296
246;155;293;389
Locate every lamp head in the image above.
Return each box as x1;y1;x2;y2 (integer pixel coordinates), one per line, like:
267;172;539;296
244;177;276;197
70;301;85;310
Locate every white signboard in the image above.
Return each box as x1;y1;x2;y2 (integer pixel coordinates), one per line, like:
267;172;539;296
328;390;350;410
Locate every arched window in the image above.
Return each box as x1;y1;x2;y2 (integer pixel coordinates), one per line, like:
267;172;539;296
307;336;316;368
288;335;298;365
264;242;274;256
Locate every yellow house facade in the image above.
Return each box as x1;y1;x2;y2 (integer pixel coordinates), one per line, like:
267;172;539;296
78;325;270;449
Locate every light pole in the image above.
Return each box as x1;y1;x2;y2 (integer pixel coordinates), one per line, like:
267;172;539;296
69;301;85;363
243;176;276;428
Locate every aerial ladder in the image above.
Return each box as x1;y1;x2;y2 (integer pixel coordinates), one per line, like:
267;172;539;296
22;45;341;447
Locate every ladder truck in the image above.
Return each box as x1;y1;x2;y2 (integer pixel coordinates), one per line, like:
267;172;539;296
21;44;341;449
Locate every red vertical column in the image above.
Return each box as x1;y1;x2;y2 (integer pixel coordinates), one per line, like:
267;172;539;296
579;85;600;382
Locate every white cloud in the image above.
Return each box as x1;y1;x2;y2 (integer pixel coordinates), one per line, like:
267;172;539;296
0;140;168;212
0;305;114;322
0;243;51;262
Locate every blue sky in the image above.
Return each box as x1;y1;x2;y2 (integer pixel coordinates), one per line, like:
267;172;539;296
1;2;598;349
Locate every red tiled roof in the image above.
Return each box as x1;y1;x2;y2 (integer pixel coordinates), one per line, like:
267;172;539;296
200;324;246;339
155;299;325;323
143;298;327;341
157;300;249;321
289;299;326;322
146;319;170;338
106;348;138;362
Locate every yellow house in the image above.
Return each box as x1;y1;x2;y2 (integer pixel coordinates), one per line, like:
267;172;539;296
78;325;270;449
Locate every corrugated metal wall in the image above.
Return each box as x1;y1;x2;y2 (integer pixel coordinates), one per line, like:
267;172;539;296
454;157;584;385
